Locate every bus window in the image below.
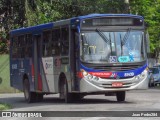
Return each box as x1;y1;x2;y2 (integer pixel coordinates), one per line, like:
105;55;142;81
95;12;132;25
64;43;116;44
61;27;69;55
42;30;52;57
25;34;32;58
12;36;18;58
52;28;61;56
18;35;25;58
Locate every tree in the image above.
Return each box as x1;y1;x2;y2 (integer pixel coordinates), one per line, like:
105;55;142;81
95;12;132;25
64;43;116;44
130;0;160;58
0;0;160;55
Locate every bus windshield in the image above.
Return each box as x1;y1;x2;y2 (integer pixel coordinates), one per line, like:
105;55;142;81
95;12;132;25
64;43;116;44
80;30;145;63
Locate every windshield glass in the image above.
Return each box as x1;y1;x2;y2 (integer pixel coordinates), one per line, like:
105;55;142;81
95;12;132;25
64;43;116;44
80;30;146;63
151;68;159;74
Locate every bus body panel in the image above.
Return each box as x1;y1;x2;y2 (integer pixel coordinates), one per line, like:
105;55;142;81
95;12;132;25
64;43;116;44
10;58;34;91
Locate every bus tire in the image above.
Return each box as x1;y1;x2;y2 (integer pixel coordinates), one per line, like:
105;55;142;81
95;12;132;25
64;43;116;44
59;76;72;103
116;91;125;102
23;79;36;103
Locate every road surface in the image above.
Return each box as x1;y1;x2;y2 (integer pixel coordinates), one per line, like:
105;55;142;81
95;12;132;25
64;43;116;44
0;88;160;120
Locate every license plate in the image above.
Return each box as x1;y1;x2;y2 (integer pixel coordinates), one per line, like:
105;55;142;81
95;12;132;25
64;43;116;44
112;82;123;87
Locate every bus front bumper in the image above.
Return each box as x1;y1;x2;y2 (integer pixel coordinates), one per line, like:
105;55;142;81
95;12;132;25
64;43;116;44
79;74;149;93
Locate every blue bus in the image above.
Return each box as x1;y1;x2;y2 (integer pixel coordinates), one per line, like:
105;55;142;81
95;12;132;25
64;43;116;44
10;14;149;103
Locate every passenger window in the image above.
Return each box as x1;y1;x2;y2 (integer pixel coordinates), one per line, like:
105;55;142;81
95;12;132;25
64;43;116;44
52;28;61;56
18;35;25;58
24;34;33;58
42;30;52;57
12;37;18;58
61;27;69;55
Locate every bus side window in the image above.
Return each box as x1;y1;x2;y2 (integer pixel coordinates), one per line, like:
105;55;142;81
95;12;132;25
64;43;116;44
17;35;22;58
18;35;25;58
12;36;18;58
25;34;32;58
61;27;69;55
52;28;60;56
42;30;52;57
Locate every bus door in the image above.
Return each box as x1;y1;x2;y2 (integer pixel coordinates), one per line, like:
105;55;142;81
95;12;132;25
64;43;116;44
33;34;42;92
70;28;80;91
42;30;55;93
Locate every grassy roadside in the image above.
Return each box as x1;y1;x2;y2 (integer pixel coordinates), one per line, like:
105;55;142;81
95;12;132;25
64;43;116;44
0;103;12;111
0;54;15;93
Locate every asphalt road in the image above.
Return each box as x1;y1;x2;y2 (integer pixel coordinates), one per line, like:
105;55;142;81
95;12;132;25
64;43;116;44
0;88;160;120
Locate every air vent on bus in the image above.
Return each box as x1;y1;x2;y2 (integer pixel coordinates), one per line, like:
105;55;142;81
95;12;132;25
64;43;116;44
91;65;141;71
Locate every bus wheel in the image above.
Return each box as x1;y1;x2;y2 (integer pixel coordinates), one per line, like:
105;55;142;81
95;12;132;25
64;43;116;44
23;79;36;103
59;77;72;103
116;91;125;102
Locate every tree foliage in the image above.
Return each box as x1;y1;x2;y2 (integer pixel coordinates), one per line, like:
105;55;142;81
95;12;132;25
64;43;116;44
0;0;160;57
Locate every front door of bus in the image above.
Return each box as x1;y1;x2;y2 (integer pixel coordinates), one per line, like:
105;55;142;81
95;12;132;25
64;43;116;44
71;29;80;91
33;35;42;92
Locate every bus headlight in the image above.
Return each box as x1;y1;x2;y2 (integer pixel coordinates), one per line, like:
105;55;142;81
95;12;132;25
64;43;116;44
139;69;147;79
87;74;93;79
82;70;92;79
93;76;99;81
81;69;99;81
135;69;147;81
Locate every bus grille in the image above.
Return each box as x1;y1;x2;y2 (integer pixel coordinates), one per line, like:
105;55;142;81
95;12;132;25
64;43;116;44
90;65;141;71
81;61;146;71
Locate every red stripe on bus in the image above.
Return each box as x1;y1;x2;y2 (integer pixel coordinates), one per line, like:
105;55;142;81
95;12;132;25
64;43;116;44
31;64;34;76
89;72;112;78
77;71;112;78
38;73;42;91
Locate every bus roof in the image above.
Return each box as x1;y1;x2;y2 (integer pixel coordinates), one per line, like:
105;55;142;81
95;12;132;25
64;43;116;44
71;13;143;20
10;14;143;36
10;23;53;36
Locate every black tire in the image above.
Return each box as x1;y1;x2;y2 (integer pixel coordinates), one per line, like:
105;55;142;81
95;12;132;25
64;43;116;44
64;78;73;103
59;77;72;103
23;79;36;103
116;91;126;102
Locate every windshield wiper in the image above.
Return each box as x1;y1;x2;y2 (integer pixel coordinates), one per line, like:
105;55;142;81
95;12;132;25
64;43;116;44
119;28;131;56
121;28;131;46
120;34;123;56
96;28;111;45
96;28;112;55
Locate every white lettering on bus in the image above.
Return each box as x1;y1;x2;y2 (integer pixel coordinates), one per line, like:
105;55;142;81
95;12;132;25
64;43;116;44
124;72;134;77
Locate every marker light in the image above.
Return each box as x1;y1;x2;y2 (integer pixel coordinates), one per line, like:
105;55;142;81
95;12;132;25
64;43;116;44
82;70;88;77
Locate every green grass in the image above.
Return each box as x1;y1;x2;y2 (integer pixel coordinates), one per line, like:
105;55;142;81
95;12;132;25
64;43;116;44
0;54;15;93
0;103;12;110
